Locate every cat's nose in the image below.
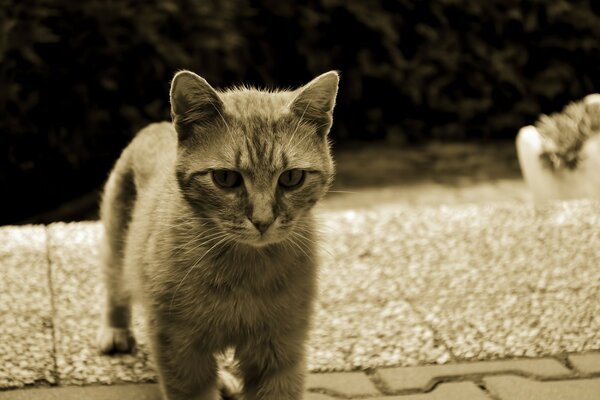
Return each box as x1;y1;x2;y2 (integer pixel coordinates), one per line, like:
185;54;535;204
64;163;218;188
250;218;272;234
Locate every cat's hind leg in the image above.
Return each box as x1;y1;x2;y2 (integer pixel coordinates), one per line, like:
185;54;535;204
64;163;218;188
97;154;137;354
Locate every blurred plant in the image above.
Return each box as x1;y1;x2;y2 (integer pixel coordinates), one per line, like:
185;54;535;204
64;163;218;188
0;0;252;222
248;0;600;141
1;0;600;223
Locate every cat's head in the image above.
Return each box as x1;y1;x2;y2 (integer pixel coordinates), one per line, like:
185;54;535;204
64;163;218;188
170;70;338;247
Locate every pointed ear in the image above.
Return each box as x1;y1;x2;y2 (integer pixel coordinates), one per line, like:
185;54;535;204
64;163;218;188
170;70;224;140
290;71;339;136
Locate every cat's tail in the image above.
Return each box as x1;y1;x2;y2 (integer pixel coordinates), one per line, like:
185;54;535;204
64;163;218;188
97;149;137;354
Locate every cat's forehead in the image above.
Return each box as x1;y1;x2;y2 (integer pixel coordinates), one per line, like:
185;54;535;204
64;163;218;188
211;114;316;179
220;88;294;120
233;119;290;175
209;88;324;176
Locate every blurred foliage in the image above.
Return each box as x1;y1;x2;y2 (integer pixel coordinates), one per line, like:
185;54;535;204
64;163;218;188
1;0;252;222
1;0;600;222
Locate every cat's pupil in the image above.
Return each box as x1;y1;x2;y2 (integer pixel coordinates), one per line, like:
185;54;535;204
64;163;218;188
279;169;305;188
212;170;242;188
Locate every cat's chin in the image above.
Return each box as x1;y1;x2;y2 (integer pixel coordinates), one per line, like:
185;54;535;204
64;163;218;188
234;232;287;248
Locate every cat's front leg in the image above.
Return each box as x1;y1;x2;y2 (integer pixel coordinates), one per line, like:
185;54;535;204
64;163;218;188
237;334;306;400
149;326;220;400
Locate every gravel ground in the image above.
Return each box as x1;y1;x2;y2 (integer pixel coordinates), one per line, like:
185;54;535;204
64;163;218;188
316;201;600;368
47;224;156;386
0;227;55;388
1;200;599;388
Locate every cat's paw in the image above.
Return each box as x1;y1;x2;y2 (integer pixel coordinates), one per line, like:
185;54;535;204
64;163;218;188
218;369;243;400
97;326;136;354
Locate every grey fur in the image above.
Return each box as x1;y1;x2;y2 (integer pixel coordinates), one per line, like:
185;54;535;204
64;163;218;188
97;71;339;400
536;94;600;171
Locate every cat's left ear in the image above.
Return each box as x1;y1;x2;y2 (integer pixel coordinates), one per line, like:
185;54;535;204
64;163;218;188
290;71;339;136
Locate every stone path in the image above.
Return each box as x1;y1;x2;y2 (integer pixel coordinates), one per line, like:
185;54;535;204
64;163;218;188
1;199;599;399
2;140;599;399
1;354;599;399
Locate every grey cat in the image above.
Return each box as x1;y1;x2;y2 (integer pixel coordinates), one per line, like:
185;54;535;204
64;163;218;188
97;70;339;400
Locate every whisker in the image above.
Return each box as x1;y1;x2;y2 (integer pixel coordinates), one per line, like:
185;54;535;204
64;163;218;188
290;119;332;152
286;100;311;149
285;233;312;260
152;218;217;237
169;225;221;248
287;127;317;155
311;223;341;235
293;229;334;259
174;228;228;257
291;219;336;257
209;99;236;147
309;216;343;235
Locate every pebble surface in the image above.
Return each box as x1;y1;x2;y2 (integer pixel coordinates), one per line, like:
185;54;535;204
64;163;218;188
47;223;156;386
0;226;55;388
0;200;599;387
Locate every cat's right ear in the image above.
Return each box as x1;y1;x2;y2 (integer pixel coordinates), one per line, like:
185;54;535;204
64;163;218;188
170;70;224;141
290;71;340;137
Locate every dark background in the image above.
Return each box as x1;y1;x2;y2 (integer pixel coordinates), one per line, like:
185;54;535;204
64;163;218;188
2;0;600;225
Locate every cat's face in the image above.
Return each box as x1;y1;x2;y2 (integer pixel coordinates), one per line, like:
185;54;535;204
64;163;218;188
171;71;338;247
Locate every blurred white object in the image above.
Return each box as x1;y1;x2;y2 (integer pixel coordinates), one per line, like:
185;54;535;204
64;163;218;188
516;94;600;201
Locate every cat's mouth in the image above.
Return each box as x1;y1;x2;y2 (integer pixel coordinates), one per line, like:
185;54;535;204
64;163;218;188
234;229;285;248
231;223;292;248
217;217;297;248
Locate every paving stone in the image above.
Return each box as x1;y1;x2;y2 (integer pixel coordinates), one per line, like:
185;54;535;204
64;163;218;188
306;371;379;396
0;383;161;400
45;221;445;384
415;288;600;361
366;382;492;400
569;352;600;374
0;226;55;389
0;385;341;400
378;358;571;391
318;200;600;371
323;201;600;301
310;298;450;371
0;382;491;400
484;375;600;400
4;198;597;388
47;223;157;386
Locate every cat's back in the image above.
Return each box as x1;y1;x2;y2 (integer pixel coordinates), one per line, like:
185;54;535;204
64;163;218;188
115;122;178;285
127;121;177;190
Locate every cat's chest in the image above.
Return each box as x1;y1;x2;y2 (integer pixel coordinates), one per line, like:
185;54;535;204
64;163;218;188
190;283;298;340
218;287;274;323
158;243;315;339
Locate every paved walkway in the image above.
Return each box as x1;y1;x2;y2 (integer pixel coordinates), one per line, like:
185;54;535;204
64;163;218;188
2;354;599;399
2;200;600;399
2;143;599;399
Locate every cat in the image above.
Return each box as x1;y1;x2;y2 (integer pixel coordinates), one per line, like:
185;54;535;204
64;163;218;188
96;69;339;400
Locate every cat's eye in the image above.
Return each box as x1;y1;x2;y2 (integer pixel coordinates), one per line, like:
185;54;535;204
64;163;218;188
212;169;242;188
278;169;305;189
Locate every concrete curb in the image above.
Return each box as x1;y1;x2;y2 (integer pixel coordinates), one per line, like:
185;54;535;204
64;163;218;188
1;354;600;399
